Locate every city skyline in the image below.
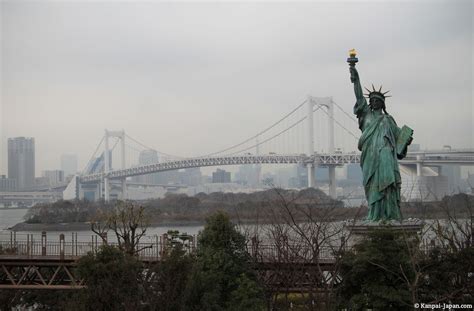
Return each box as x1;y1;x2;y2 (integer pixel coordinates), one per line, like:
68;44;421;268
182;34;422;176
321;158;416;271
1;1;473;175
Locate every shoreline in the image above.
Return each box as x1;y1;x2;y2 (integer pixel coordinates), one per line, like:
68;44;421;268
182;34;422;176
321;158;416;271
9;220;208;232
8;216;348;232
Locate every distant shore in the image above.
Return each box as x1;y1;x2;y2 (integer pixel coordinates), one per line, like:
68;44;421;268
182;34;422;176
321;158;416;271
10;220;208;232
0;207;30;210
10;216;337;231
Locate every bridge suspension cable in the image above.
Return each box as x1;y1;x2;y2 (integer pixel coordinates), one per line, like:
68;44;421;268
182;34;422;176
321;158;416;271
200;99;308;157
332;100;357;123
125;134;184;159
124;142;143;154
319;107;360;140
228;105;323;155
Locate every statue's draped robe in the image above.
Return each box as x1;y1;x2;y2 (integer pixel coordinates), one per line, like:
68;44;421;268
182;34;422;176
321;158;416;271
354;97;408;221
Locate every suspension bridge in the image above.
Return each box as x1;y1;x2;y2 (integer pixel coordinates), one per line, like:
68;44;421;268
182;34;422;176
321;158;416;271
62;96;474;202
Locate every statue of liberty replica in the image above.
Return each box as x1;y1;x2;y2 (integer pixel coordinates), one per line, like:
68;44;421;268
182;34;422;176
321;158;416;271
348;50;413;222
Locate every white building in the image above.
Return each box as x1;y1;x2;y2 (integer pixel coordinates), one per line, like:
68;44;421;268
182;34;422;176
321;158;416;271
42;170;65;186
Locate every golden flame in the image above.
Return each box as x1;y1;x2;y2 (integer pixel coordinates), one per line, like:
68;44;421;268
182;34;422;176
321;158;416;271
349;48;357;58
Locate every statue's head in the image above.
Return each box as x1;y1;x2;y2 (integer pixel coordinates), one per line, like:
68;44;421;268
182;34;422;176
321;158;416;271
365;84;391;113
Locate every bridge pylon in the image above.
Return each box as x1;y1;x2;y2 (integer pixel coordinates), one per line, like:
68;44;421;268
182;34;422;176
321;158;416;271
103;129;127;202
307;96;337;198
307;97;316;188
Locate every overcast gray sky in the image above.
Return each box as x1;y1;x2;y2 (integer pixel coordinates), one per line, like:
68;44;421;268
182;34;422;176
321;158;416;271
1;0;473;175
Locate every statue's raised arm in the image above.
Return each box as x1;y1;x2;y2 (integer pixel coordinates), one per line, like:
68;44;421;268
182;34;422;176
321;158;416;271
347;49;369;125
350;66;364;101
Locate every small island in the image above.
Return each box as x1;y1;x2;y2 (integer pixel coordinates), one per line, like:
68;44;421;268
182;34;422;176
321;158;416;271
11;189;474;231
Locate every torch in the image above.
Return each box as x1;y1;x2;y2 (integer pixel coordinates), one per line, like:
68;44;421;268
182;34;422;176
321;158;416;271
347;49;358;83
347;49;358;67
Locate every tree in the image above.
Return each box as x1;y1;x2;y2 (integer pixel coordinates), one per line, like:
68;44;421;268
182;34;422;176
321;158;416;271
337;229;416;310
184;211;265;311
67;245;144;311
419;246;473;304
91;201;150;255
248;188;359;310
0;290;74;311
143;234;195;311
419;195;474;303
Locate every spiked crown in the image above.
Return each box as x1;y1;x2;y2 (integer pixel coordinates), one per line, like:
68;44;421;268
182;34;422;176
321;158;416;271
364;84;391;101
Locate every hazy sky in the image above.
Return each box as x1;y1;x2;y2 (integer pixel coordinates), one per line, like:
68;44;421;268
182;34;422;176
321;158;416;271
1;0;473;175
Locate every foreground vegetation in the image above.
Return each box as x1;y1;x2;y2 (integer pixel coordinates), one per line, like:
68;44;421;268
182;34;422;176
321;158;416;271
1;211;266;310
338;230;473;310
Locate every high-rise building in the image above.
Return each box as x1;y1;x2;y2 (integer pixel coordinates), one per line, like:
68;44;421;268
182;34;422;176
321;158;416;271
42;170;65;186
179;168;202;186
235;165;259;186
154;170;180;185
8;137;35;189
212;169;231;183
138;150;159;165
0;175;17;191
60;154;78;176
132;150;161;184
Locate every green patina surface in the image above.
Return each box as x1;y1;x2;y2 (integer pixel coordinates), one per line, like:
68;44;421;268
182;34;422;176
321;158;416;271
349;61;413;222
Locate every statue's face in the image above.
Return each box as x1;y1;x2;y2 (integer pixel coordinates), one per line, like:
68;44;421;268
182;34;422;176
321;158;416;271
370;97;384;110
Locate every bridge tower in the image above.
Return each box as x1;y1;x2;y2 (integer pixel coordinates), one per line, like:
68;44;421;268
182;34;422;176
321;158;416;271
307;98;316;188
307;96;337;198
326;98;337;199
255;136;262;186
103;130;127;202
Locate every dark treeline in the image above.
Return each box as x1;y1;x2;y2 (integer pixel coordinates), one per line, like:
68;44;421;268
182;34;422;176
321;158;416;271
23;188;343;225
23;190;474;225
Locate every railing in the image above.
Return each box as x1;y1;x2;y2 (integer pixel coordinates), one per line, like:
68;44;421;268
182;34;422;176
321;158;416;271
0;240;165;260
0;232;196;261
0;240;338;262
2;232;464;263
247;243;339;263
0;232;342;262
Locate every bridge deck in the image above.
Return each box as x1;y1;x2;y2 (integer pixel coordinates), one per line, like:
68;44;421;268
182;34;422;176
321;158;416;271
79;151;474;183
